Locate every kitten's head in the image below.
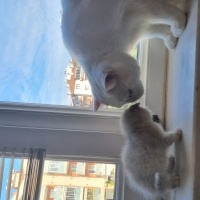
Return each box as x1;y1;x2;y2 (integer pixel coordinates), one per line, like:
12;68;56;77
90;52;144;111
121;103;152;130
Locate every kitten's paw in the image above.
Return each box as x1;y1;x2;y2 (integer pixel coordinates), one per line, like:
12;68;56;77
171;14;186;37
165;34;178;49
171;175;180;188
175;128;182;141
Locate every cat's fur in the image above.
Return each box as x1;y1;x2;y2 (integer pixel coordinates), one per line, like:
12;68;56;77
121;103;182;200
61;0;186;111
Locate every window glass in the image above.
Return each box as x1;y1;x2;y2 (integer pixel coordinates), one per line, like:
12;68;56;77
8;159;116;200
1;157;26;199
0;1;138;108
0;1;70;106
40;160;116;200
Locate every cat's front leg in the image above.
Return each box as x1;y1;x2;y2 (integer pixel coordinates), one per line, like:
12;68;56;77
163;128;182;147
148;2;186;37
146;24;178;49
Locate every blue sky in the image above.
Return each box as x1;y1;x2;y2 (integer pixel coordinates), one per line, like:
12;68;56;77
0;0;72;198
0;0;71;105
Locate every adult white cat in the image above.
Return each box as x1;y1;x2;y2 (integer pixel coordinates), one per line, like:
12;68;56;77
61;0;186;111
121;103;182;199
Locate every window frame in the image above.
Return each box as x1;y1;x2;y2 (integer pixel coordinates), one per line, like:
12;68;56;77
0;39;168;200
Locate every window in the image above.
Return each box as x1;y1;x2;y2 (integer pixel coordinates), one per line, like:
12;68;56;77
0;155;27;199
49;186;81;200
70;164;78;173
75;67;81;80
0;38;168;199
0;1;166;111
0;1;170;199
87;188;101;200
47;161;67;174
0;39;168;199
105;189;114;200
0;0;72;106
75;83;80;90
88;165;96;174
65;187;79;200
40;161;116;200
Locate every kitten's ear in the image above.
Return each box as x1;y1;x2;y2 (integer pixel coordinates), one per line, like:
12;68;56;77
102;72;118;91
93;98;101;112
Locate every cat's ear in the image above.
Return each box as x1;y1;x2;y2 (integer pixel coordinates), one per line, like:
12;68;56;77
102;72;118;91
93;98;101;112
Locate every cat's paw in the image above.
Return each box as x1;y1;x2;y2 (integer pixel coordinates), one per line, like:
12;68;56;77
165;34;178;49
175;128;182;141
171;175;180;188
171;14;186;37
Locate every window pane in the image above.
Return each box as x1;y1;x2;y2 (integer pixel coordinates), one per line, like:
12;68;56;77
1;157;27;199
40;160;116;200
0;0;138;108
0;1;70;106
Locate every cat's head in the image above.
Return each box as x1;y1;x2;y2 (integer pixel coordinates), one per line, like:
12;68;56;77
89;52;144;111
122;103;152;128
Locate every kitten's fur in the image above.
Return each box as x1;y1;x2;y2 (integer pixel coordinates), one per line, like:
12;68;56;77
61;0;186;111
121;103;182;200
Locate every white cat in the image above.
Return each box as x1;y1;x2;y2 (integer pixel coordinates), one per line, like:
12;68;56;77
121;103;182;200
61;0;186;111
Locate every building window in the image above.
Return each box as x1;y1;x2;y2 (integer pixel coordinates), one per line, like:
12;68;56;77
74;96;82;106
87;188;101;200
75;83;80;90
88;165;96;174
49;186;81;200
48;161;66;174
76;67;81;80
105;189;114;200
70;164;77;173
65;187;77;200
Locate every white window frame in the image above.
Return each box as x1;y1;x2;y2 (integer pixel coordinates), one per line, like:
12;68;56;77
0;39;168;200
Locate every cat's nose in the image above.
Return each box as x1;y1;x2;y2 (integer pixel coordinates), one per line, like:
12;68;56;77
129;102;140;111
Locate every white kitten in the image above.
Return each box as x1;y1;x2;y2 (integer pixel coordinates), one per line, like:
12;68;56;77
121;103;182;200
61;0;186;110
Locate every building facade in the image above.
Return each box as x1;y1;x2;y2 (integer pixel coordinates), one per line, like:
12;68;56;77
65;60;93;107
11;160;115;200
